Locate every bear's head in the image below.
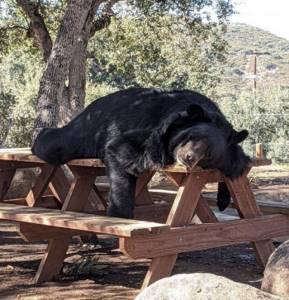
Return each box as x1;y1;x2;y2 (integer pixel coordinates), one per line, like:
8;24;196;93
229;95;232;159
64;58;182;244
150;104;250;179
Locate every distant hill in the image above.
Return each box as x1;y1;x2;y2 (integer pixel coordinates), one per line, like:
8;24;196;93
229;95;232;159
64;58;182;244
219;23;289;99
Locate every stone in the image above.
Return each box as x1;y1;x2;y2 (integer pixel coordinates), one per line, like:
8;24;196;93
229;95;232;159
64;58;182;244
3;265;14;273
136;273;282;300
262;240;289;297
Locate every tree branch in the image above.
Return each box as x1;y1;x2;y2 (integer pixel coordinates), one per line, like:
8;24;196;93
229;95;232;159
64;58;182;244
90;0;119;37
16;0;52;62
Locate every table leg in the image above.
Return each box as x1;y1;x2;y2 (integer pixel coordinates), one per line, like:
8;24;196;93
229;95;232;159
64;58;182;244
225;175;275;267
165;172;185;187
25;165;57;207
135;171;155;206
34;167;99;283
49;166;71;205
0;169;15;201
196;196;218;223
142;173;206;288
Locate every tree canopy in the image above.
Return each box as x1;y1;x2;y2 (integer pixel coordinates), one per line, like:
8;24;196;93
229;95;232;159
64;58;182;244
0;0;234;146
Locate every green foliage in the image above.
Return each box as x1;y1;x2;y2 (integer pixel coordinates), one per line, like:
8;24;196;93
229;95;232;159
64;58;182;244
220;86;289;162
0;91;14;146
87;15;227;102
0;50;42;147
0;0;66;58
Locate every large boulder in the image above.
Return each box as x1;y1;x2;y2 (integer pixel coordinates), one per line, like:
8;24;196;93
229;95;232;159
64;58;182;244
136;273;281;300
262;240;289;297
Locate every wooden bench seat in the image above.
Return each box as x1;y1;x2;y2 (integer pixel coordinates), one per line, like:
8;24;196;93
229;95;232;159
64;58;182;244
0;204;169;237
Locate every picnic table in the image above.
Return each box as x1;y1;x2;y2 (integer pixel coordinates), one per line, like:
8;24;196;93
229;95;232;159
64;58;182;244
0;148;289;290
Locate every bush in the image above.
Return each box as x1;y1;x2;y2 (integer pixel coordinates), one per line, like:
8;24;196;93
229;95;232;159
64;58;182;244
0;51;42;147
220;85;289;162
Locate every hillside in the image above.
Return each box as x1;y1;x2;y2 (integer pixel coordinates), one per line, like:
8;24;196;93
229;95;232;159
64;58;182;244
219;23;289;99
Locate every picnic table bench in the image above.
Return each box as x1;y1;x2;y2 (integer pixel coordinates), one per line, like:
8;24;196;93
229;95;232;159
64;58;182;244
0;148;289;289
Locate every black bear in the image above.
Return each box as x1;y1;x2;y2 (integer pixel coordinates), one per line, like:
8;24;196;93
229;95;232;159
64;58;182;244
32;88;250;218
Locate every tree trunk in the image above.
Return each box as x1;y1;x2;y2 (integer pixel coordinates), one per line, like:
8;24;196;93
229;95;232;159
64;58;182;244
58;38;87;125
33;0;96;141
58;0;102;125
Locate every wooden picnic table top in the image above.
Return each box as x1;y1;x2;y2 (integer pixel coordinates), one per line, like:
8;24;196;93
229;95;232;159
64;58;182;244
0;148;271;172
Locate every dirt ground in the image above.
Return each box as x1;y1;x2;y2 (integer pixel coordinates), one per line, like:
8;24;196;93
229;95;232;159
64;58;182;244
0;165;288;300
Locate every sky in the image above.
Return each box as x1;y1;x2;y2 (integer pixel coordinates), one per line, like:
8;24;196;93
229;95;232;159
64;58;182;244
230;0;289;40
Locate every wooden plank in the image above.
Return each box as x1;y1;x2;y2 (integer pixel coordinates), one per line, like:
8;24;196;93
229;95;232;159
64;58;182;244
0;150;106;168
92;184;107;209
0;149;271;171
48;166;71;203
135;171;155;197
0;169;15;200
165;169;223;183
205;197;289;216
0;161;43;169
166;174;206;226
195;196;218;223
3;195;58;208
165;172;185;186
61;167;97;211
225;175;275;267
25;165;57;207
120;214;289;259
17;203;173;241
135;171;155;205
225;176;262;218
0;147;31;153
0;204;169;237
35;237;70;284
141;173;207;288
17;223;86;241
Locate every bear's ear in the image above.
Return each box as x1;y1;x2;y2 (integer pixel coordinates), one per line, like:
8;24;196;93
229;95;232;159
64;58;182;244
228;129;249;145
158;104;209;135
186;104;208;120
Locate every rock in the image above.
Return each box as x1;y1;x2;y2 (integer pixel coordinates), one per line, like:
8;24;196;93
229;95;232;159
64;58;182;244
232;68;245;76
3;265;14;273
136;273;281;300
266;63;278;71
262;240;289;297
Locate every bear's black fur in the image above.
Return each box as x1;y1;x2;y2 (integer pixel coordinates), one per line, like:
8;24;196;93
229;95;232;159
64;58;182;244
32;88;250;218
